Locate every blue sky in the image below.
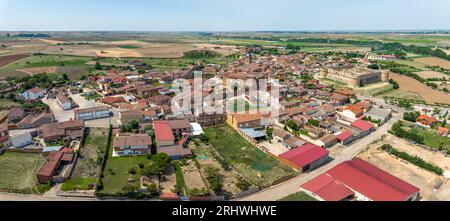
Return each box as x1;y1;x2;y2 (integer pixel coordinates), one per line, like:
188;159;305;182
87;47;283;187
0;0;449;31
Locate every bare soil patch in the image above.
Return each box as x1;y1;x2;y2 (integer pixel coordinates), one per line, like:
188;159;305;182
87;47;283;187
0;54;29;68
415;71;449;79
390;73;450;104
415;57;450;70
358;137;444;200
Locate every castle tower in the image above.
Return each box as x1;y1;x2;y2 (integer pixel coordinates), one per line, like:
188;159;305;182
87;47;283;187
381;71;390;82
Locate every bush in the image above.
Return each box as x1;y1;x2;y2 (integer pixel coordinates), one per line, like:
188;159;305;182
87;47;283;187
236;177;252;191
204;166;223;194
403;112;420;123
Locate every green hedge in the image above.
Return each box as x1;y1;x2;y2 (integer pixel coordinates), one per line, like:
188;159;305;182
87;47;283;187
389;148;443;175
96;125;113;191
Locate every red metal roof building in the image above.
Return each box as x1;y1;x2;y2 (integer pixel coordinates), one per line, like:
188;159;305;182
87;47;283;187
336;130;354;145
300;158;420;201
279;143;330;172
351;119;375;132
300;174;354;201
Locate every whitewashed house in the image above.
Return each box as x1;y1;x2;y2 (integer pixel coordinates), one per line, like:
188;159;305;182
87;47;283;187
57;94;72;110
22;87;46;100
10;132;33;148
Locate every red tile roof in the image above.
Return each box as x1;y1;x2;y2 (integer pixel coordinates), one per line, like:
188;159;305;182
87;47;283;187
300;174;354;201
279;143;329;168
324;158;420;201
336;130;353;142
153;121;175;142
351;119;374;132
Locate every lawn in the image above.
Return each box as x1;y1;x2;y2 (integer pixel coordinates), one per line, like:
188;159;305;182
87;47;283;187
0;152;46;191
422;131;450;151
99;150;151;195
279;191;317;201
204;126;296;187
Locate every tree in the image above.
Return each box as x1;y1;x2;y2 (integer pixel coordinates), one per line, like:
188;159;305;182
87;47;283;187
62;73;69;81
308;119;320;127
403;112;420;122
147;182;159;196
266;128;274;141
286;120;298;131
204;166;223;194
95;62;102;70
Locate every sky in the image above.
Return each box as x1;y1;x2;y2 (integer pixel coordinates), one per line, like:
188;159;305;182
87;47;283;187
0;0;450;31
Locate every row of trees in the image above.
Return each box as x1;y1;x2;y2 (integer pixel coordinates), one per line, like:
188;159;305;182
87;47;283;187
381;144;444;175
391;121;424;144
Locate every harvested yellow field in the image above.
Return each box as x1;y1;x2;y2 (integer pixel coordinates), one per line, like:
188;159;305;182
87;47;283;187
390;73;450;105
415;57;450;70
415;71;449;79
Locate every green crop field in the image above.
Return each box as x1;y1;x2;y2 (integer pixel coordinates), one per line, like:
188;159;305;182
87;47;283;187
0;152;46;191
204;126;296;187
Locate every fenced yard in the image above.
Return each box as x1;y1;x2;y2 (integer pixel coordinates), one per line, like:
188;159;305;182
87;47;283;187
204;126;296;188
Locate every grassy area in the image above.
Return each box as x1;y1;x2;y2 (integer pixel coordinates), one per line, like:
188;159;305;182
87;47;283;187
279;191;317;201
422;130;450;151
61;177;96;192
0;99;20;110
72;128;109;179
99;148;151;195
0;152;46;192
204;125;296;187
173;161;187;195
82;93;102;101
0;55;92;79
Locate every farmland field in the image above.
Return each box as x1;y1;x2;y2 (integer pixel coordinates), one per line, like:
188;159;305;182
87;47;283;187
0;54;91;79
389;73;450;105
415;71;449;79
0;152;46;191
204;126;296;187
0;54;30;68
415;57;450;70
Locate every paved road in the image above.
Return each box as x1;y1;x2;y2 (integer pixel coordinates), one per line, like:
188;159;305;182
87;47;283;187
0;192;98;201
239;111;403;201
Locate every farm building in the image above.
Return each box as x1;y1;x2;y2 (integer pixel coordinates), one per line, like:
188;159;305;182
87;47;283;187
300;158;420;201
351;119;374;137
279;143;330;172
37;149;75;184
74;106;111;121
336;130;355;145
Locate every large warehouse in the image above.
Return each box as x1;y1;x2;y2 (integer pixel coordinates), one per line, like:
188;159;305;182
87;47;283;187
300;158;420;201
